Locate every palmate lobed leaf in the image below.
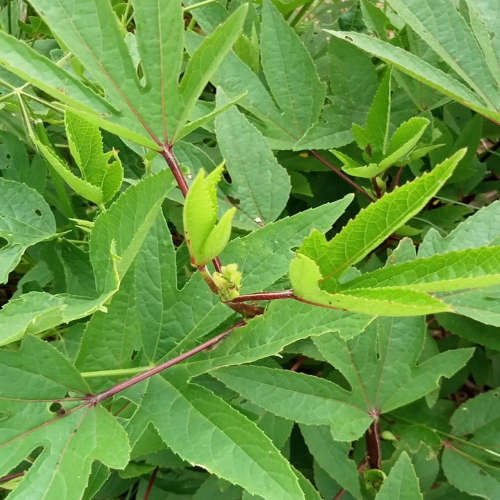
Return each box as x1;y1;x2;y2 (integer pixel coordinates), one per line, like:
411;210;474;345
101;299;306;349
212;317;472;442
0;336;130;500
0;0;247;149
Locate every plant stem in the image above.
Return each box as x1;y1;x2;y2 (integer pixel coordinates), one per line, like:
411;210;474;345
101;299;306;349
0;472;25;483
309;150;375;202
228;289;295;303
366;420;382;469
183;0;219;12
393;166;404;190
371;178;382;198
86;320;246;405
143;467;159;500
161;145;189;196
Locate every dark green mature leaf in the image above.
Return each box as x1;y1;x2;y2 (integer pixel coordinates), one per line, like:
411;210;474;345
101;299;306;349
215;90;291;225
0;336;130;500
127;376;305;500
300;425;362;499
442;388;500;499
260;0;325;140
0;0;246;148
0;178;56;283
386;0;499;109
376;453;423;500
212;317;471;441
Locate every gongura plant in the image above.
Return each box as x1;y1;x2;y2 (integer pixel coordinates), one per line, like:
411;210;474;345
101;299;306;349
0;0;500;499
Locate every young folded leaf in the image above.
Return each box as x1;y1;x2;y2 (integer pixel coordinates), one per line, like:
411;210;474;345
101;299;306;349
65;110;123;203
184;166;236;267
290;253;452;316
293;149;466;294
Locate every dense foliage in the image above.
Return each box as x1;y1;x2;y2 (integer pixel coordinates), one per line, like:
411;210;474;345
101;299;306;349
0;0;500;498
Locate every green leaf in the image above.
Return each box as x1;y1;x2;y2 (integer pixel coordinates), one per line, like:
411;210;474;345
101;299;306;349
65;110;123;203
183;166;236;266
295;149;465;285
0;179;56;283
376;453;423;500
300;425;362;499
212;365;372;441
339;246;500;293
260;0;325;140
0;336;130;499
442;389;500;499
328;31;500;123
352;69;392;156
295;38;378;150
34;138;105;205
172;300;373;380
419;200;500;257
127;376;305;500
379;117;430;170
174;5;248;141
90;169;174;294
215;89;291;225
386;0;500;110
0;131;46;192
313;316;472;438
290;253;452;316
0;291;109;347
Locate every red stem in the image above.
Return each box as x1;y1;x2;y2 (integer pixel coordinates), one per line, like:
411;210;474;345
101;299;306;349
228;289;295;303
309;150;375;202
161;146;189;196
87;320;246;405
143;467;159;500
371;178;382;198
393;166;404;191
366;419;382;470
290;356;307;372
0;472;24;483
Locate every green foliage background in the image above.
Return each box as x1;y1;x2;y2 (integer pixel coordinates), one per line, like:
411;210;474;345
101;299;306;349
0;0;500;499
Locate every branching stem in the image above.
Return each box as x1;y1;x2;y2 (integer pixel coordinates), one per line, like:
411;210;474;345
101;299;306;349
228;290;295;303
86;320;246;405
309;150;375;202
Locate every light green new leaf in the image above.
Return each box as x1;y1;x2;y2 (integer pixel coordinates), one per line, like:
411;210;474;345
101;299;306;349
442;389;500;499
0;179;56;283
338;117;430;178
379;117;430;170
175;5;248;141
215;89;291;225
376;453;423;500
0;291;110;347
340;246;500;293
127;376;305;500
328;31;500;123
90;169;174;294
386;0;500;110
65;110;123;203
35;139;104;205
184;166;236;266
295;149;465;286
352;69;392;156
290;253;452;316
212;365;372;442
0;337;130;500
261;0;325;139
300;425;362;499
